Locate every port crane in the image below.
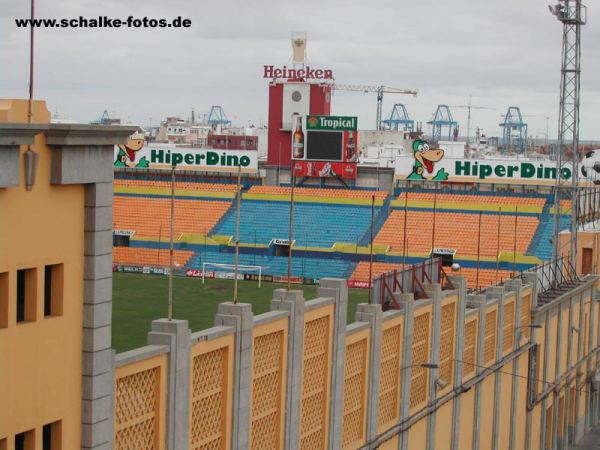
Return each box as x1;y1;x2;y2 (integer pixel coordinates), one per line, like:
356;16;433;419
427;105;458;142
498;107;534;154
381;104;414;132
332;84;417;131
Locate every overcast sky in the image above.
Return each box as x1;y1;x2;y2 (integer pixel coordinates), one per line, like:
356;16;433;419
1;0;599;140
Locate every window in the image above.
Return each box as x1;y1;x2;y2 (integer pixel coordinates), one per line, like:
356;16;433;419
16;268;37;323
0;272;7;328
503;301;515;352
44;264;63;317
15;429;35;450
483;310;497;364
43;420;61;450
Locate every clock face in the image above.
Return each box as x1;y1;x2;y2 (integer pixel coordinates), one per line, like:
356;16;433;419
292;91;302;102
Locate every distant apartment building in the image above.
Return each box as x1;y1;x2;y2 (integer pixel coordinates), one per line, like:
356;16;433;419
207;134;258;150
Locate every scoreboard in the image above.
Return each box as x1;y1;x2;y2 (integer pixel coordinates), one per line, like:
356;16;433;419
291;115;358;179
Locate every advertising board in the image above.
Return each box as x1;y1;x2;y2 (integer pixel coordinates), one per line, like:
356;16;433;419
114;142;258;172
291;115;358;179
395;153;573;184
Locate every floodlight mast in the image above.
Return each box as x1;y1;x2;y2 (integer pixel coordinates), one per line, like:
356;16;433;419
550;0;586;271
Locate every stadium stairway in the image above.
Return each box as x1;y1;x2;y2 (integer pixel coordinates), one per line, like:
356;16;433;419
207;194;239;236
525;196;571;261
358;195;392;247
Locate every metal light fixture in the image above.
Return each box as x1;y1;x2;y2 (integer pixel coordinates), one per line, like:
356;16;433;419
24;148;39;191
517;324;542;342
435;378;448;390
402;362;439;370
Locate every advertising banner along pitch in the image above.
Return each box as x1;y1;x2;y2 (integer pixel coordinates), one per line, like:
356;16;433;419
115;142;258;172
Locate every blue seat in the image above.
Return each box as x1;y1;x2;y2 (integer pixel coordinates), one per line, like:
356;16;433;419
214;200;378;248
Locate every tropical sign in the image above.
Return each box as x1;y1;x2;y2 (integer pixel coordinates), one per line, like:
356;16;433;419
306;115;357;131
114;142;258;172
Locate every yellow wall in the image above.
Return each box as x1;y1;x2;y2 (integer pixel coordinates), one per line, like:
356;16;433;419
479;376;495;450
0;101;84;447
341;327;370;450
559;230;600;277
189;333;235;450
114;353;168;450
458;389;475;450
407;417;427;450
250;317;289;450
377;314;403;434
377;435;398;449
546;314;558;383
513;352;529;450
497;365;513;450
559;306;570;375
434;400;453;450
300;304;334;449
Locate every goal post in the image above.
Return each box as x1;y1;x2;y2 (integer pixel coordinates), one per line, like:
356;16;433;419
202;262;265;288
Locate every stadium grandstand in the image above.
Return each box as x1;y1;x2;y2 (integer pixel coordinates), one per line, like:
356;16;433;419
111;177;575;290
113;247;194;268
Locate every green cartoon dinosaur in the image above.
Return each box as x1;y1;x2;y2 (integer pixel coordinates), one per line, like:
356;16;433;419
407;139;449;181
114;138;149;168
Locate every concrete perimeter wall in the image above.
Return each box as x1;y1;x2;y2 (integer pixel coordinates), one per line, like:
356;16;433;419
110;273;600;450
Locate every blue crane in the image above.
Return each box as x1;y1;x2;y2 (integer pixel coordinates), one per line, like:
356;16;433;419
207;105;231;126
381;104;414;131
499;107;529;153
427;105;458;142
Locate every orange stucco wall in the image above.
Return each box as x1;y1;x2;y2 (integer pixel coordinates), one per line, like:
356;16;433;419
0;100;84;447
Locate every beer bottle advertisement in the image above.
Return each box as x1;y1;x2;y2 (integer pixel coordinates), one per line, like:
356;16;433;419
345;130;356;162
292;115;305;159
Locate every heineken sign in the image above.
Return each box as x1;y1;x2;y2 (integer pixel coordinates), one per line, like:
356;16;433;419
395;155;572;183
114;143;258;172
263;65;333;80
306;115;358;131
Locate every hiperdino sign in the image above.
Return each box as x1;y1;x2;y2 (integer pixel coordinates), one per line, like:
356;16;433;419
114;143;258;171
306;115;358;131
395;156;572;182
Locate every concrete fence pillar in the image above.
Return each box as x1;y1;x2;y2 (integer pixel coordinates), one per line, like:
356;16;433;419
486;286;505;450
214;302;254;450
355;303;383;441
448;276;467;450
522;272;539;308
317;278;348;450
147;319;191;450
467;294;487;450
81;182;117;450
271;289;305;450
398;292;415;450
424;283;442;450
504;278;523;450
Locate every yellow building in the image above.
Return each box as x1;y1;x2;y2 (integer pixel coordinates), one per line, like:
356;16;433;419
1;98;599;450
0;99;135;449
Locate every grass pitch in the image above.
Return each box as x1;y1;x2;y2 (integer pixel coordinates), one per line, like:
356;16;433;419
112;273;369;353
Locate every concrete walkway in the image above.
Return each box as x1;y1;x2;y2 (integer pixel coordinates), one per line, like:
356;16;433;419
573;427;600;450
